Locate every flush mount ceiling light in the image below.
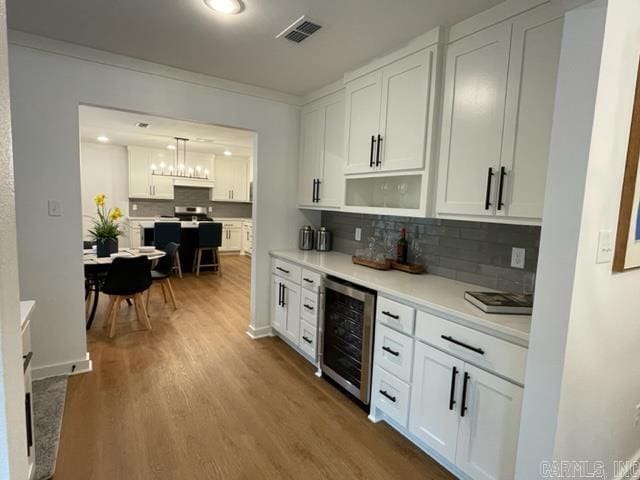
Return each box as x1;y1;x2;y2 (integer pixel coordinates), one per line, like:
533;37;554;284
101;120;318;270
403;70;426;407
167;144;177;150
97;135;109;143
223;149;232;156
203;0;244;15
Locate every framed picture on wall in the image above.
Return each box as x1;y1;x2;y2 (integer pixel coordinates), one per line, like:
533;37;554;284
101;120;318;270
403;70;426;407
614;60;640;272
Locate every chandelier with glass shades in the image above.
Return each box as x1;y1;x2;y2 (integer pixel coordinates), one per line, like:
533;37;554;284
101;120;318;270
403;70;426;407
150;137;210;180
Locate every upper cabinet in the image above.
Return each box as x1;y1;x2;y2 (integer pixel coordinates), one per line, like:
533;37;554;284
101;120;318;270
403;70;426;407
128;146;174;199
344;47;437;174
298;90;345;209
437;4;565;223
212;155;250;202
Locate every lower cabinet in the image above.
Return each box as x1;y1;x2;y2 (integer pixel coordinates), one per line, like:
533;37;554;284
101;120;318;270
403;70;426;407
409;341;523;480
271;276;300;345
220;221;243;251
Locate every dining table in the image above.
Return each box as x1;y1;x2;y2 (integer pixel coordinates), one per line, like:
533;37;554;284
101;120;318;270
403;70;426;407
83;248;166;329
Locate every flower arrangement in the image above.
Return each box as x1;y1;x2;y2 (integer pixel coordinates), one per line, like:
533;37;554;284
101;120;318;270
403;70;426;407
89;194;124;257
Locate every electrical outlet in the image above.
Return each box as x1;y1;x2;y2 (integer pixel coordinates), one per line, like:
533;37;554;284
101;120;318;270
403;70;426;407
511;247;526;269
355;227;362;242
132;204;138;211
596;230;613;264
208;206;213;213
48;200;62;217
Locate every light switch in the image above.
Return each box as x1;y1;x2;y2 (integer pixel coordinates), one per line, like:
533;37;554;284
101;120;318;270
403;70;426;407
48;200;62;217
355;227;362;242
511;247;525;269
596;230;613;264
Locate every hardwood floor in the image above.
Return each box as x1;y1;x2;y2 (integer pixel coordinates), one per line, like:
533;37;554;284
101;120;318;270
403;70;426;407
56;255;454;480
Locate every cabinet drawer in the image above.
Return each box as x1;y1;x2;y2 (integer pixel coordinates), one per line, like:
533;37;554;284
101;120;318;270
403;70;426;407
372;366;411;428
374;324;414;383
299;320;317;360
377;296;415;335
301;269;322;293
221;220;242;229
272;258;302;284
415;311;527;384
300;289;318;326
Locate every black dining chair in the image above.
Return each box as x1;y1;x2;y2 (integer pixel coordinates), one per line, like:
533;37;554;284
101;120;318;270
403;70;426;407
192;222;223;276
154;222;183;278
101;256;153;338
146;242;179;311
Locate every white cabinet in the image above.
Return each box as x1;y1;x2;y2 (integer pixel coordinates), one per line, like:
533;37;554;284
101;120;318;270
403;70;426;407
241;220;252;255
272;276;300;345
437;4;564;223
220;220;242;251
298;91;345;209
212;156;249;202
128;146;174;199
345;48;436;175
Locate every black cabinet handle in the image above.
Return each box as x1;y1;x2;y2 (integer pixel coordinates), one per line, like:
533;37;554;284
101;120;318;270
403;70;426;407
497;166;507;210
441;335;485;355
25;393;33;453
22;352;33;373
484;167;494;210
278;283;283;306
315;179;321;203
369;135;376;167
382;310;399;320
376;134;383;167
281;285;286;307
379;390;397;403
303;304;314;311
276;267;290;274
303;278;314;284
302;336;313;344
382;345;400;357
460;372;470;417
449;366;458;411
312;179;317;203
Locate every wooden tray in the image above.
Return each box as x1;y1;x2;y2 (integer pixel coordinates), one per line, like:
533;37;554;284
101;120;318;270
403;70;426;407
352;256;391;270
390;261;426;274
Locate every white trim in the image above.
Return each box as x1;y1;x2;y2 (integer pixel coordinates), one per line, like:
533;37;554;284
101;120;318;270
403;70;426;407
301;79;345;106
343;26;444;84
31;352;92;380
245;324;274;339
614;447;640;480
7;30;302;106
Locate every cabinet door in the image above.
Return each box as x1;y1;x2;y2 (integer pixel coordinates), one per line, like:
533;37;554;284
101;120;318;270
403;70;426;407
227;229;242;250
318;97;345;208
128;147;152;198
282;281;300;345
232;158;249;201
456;364;523;480
344;71;382;174
379;48;432;172
298;106;324;206
272;278;285;333
148;149;174;199
213;157;234;201
498;8;563;220
409;341;464;463
436;23;511;216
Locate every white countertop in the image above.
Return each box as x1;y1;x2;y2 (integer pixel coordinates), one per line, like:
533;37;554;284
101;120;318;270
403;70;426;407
137;218;252;229
270;250;531;347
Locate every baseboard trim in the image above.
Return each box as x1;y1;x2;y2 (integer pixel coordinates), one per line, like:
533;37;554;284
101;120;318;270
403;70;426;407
246;325;273;339
614;448;640;480
32;352;92;380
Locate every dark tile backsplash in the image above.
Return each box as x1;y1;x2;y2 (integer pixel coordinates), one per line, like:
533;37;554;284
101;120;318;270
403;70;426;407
321;211;540;293
129;186;252;219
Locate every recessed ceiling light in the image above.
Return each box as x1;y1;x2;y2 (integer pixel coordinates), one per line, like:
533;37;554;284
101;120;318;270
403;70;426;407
223;149;232;156
97;135;109;143
203;0;244;15
136;122;150;128
167;144;177;150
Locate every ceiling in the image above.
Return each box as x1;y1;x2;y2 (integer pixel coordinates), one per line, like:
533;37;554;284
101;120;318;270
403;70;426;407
7;0;504;95
79;105;255;157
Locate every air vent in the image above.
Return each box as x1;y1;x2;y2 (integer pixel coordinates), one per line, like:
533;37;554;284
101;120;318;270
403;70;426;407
136;122;150;128
277;16;322;44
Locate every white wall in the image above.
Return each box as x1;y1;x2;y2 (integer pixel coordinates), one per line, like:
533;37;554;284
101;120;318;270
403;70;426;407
8;33;314;374
80;142;129;245
519;1;640;477
0;1;28;478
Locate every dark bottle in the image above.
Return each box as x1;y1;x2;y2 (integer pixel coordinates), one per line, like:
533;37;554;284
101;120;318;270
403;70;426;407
396;228;408;264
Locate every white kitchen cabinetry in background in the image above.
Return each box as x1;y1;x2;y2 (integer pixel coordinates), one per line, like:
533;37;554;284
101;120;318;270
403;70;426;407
212;155;249;202
437;4;564;224
241;220;253;255
128;146;174;199
298;90;345;209
220;220;243;252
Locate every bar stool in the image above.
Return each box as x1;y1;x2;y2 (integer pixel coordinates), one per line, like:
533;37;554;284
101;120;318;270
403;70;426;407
154;222;183;278
192;222;222;276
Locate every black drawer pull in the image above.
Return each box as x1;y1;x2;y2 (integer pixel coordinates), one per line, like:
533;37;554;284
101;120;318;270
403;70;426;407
461;372;470;417
449;366;458;411
276;267;290;274
485;167;494;210
441;335;485;355
23;352;33;373
382;310;400;320
303;304;314;311
302;336;313;344
379;390;396;403
303;278;314;283
382;346;400;357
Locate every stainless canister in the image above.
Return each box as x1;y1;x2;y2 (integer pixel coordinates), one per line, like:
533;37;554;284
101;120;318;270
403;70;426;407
299;226;315;250
315;227;332;251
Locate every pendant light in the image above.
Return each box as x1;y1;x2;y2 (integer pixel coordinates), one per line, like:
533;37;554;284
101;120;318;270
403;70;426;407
150;137;210;180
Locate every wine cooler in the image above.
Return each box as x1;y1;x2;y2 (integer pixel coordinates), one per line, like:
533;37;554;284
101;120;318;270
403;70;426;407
320;276;376;405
